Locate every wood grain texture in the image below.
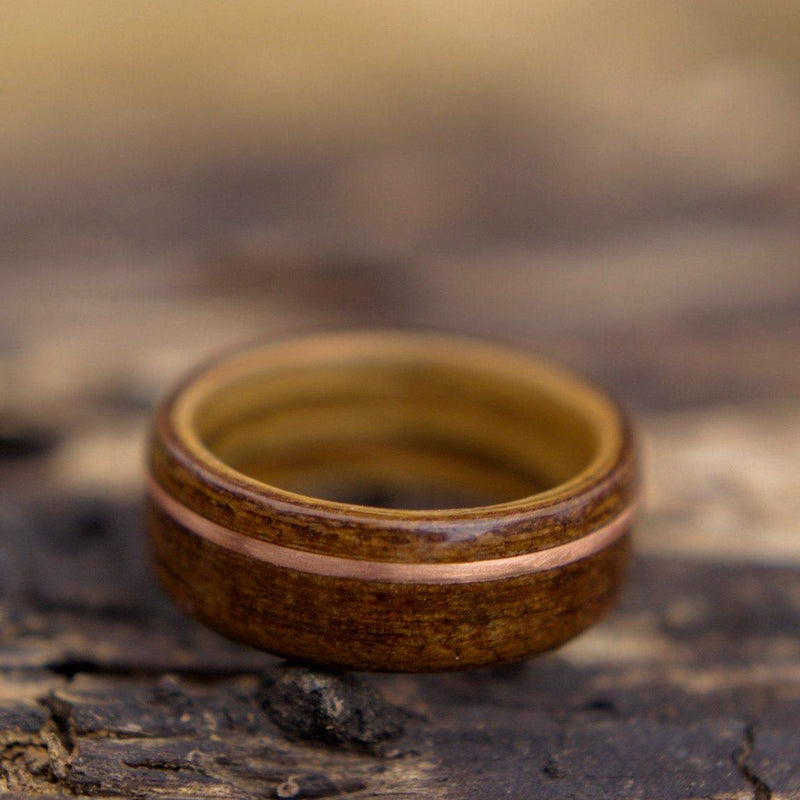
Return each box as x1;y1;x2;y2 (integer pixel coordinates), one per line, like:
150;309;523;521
150;503;631;671
146;332;637;671
1;202;799;795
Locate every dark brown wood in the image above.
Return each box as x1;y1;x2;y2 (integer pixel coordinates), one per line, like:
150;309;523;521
146;332;637;671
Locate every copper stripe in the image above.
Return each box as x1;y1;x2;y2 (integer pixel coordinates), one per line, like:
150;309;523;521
148;477;636;584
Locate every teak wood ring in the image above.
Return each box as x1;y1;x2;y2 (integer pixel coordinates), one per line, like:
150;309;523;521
147;331;639;672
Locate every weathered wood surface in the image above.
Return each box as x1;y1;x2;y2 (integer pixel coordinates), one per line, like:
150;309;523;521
1;222;799;798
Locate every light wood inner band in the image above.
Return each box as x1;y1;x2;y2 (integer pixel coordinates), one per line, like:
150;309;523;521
171;334;626;512
149;476;636;584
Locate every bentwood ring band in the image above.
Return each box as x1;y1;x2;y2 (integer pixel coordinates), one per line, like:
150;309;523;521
146;331;639;672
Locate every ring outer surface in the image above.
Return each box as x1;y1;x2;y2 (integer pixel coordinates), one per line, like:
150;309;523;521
146;332;639;672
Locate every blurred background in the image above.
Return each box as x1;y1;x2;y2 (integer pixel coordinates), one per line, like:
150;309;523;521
2;2;799;564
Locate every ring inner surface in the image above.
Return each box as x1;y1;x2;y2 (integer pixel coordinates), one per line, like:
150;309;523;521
190;355;602;511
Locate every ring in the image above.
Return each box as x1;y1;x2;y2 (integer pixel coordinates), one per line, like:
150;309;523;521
147;330;638;671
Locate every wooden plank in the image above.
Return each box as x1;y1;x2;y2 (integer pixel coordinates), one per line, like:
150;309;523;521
1;221;799;796
1;403;799;797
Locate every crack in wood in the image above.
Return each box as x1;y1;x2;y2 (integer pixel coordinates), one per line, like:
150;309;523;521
732;723;773;800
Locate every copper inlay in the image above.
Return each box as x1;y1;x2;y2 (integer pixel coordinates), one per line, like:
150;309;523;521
148;477;635;584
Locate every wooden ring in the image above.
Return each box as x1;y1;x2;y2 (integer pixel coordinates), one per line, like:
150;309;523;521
147;331;638;671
